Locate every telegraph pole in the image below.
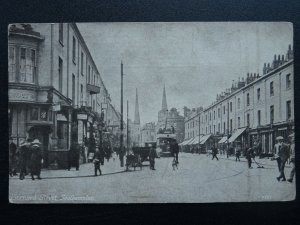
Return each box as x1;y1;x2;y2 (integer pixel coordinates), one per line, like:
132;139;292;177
127;100;129;153
120;61;124;167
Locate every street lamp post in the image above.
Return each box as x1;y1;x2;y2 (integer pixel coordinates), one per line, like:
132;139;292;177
120;62;124;167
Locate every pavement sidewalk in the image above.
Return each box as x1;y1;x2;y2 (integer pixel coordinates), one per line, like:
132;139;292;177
10;158;126;180
217;154;291;168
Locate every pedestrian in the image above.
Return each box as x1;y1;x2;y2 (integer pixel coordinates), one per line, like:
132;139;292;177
287;133;295;183
149;146;158;170
119;146;125;167
29;139;43;180
9;138;17;177
68;141;80;171
246;145;254;169
211;144;219;160
171;140;179;163
235;147;241;162
18;139;31;180
93;148;102;176
276;138;290;182
273;137;283;172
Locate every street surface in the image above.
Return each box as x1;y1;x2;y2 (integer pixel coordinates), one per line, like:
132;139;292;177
9;153;295;203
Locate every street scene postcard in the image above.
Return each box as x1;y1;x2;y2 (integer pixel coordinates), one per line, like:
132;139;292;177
8;22;295;203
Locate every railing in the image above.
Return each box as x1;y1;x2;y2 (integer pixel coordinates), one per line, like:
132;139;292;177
87;83;100;94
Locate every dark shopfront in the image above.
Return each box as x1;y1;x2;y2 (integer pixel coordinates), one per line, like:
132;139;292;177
9;101;54;168
248;121;294;157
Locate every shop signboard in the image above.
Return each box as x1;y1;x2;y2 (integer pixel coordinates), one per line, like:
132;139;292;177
9;89;36;102
77;113;88;120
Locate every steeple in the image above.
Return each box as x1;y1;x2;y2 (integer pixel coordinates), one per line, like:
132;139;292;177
134;88;140;124
162;84;168;111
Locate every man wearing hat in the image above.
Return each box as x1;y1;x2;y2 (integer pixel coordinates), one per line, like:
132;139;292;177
29;139;43;180
273;136;283;172
276;136;290;182
18;139;32;180
287;133;295;183
9;137;17;177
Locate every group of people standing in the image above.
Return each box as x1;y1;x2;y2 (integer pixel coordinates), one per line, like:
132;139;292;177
9;138;43;180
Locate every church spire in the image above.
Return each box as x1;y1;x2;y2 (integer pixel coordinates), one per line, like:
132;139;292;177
134;88;140;124
162;84;168;111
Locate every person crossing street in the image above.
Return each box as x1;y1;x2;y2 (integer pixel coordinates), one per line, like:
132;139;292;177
211;144;219;160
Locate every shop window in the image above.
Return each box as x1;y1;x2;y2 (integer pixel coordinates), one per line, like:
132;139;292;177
30;107;39;120
57;121;68;149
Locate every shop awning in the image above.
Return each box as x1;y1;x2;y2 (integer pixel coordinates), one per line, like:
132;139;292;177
228;127;247;143
200;134;212;144
179;138;192;146
186;137;196;146
189;136;202;145
218;136;228;144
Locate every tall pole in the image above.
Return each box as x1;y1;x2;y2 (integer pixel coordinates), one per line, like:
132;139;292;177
127;100;129;152
120;62;124;166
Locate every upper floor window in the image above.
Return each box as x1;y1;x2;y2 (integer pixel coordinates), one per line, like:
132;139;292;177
270;105;274;124
257;110;261;126
230;119;233;132
8;47;16;82
230;102;232;112
19;47;36;83
257;88;260;101
270;81;274;96
247;114;250;127
72;36;76;63
286;74;291;89
81;52;84;75
59;23;63;44
218;108;220;118
238;117;241;128
247;93;250;106
213;111;215;120
237;98;240;109
223;105;225;114
286;101;291;120
58;57;63;92
88;65;91;84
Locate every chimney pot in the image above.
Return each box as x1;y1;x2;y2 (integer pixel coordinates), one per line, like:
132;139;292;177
274;54;276;60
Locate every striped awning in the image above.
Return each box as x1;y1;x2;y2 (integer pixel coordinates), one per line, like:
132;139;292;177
218;136;228;144
228;127;247;143
200;134;212;144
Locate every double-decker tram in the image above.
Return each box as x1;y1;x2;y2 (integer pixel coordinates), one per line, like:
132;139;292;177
156;131;176;157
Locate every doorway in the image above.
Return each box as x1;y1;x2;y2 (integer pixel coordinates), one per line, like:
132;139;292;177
28;125;51;168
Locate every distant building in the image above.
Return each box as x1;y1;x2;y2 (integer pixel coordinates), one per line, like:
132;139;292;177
141;122;156;145
156;85;185;143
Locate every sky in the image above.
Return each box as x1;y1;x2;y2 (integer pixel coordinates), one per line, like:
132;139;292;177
77;22;293;125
